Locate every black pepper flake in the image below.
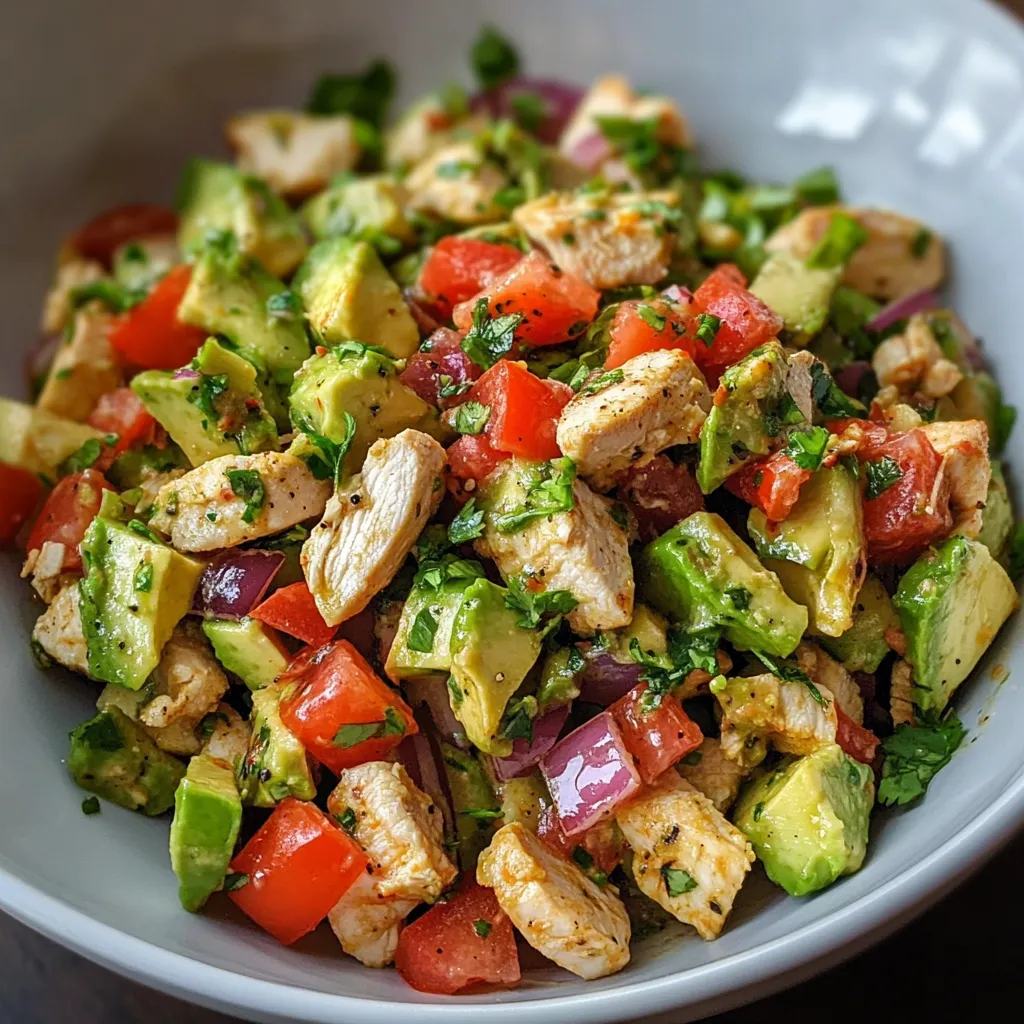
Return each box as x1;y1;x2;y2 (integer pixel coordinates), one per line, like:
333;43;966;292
351;494;361;505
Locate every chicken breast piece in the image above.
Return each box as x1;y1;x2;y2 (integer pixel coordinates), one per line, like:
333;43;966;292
617;773;753;940
477;822;631;980
302;430;446;626
326;761;456;967
404;142;510;224
677;737;750;813
796;641;864;724
40;257;105;334
476;469;634;633
32;582;90;676
715;673;838;768
226;111;360;198
920;419;991;538
200;703;251;770
513;190;680;290
765;207;945;301
385;96;487;170
149;450;330;553
872;314;962;401
556;349;711;491
37;305;121;422
21;541;75;604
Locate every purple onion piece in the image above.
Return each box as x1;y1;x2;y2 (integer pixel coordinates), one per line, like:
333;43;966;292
172;367;201;380
539;711;640;836
489;703;569;782
397;719;454;834
577;653;644;706
834;360;872;399
470;77;585;144
866;289;941;333
566;131;614;171
661;283;693;305
191;549;285;619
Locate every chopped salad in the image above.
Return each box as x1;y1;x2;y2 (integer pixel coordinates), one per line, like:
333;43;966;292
7;25;1021;994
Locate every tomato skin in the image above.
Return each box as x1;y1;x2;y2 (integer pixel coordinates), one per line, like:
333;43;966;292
395;877;520;994
609;684;703;785
70;203;178;268
536;805;626;875
228;798;368;946
619;455;704;542
469;360;572;460
605;298;698;369
279;639;417;774
419;237;523;319
452;251;600;348
835;706;880;765
109;265;207;370
399;327;481;410
446;434;510;495
251;582;337;648
25;470;114;570
86;388;161;455
725;453;812;522
0;464;44;547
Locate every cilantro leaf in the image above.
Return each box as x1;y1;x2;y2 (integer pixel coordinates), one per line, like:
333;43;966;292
407;608;439;654
493;457;577;534
438;375;472;400
70;279;146;314
793;165;840;206
60;438;104;476
460;298;523;369
877;711;966;806
578;369;624;397
636;303;667;332
299;411;357;487
449;497;486;545
186;372;229;424
910;226;933;259
452;401;491;435
266;290;302;321
661;865;698;897
332;707;407;748
509;90;546;132
781;426;831;471
224;469;266;524
307;59;395;127
864;455;903;501
470;26;520;90
629;626;722;712
754;650;826;706
806;212;868;269
335;807;357;834
499;695;538;742
809;362;866;419
473;919;493;938
223;872;249;892
504;575;578;630
695;312;721;347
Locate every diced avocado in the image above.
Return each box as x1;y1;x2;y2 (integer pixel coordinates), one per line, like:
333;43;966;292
106;442;189;490
441;742;499;870
386;577;475;680
0;398;103;476
202;617;290;691
640;511;807;656
978;460;1014;561
67;707;185;815
292;237;419;359
750;466;865;637
169;753;242;911
301;173;415;245
696;342;791;493
749;251;839;345
818;574;899;674
79;515;203;690
893;536;1018;714
288;344;439;476
132;338;278;468
448;578;543;756
499;771;552;832
236;682;315;807
176;158;307;278
536;646;584;710
733;743;873;897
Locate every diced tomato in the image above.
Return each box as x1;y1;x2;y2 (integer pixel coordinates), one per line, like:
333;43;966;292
395;877;520;994
109;265;207;370
446;434;510;497
605;298;698;369
835;706;880;765
399;327;481;410
251;582;337;648
87;388;161;455
279;639;417;774
618;455;704;542
609;684;703;785
691;263;783;377
419;236;524;320
468;360;572;460
725;453;812;522
70;203;178;268
536;806;626;875
25;470;114;570
0;464;44;547
228;797;367;946
452;251;600;348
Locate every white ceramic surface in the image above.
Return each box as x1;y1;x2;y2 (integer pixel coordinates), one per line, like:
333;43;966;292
3;1;1024;1021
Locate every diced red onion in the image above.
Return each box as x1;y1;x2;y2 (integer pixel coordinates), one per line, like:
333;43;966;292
470;77;584;144
191;550;284;619
834;360;872;399
403;288;441;337
577;653;645;706
661;284;693;305
866;289;940;332
539;711;640;836
489;703;569;782
397;717;454;833
566;131;613;172
172;367;201;380
406;674;469;748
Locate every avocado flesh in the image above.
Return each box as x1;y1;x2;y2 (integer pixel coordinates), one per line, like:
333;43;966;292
0;397;103;476
448;578;542;757
68;708;185;815
441;742;499;870
733;743;873;896
301;174;415;244
894;536;1018;713
818;574;899;674
499;771;552;832
170;753;242;911
386;579;474;680
639;511;807;657
202;617;290;691
749;251;839;345
79;515;203;690
977;460;1014;562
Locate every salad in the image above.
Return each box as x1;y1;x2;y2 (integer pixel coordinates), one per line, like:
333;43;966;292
6;25;1021;994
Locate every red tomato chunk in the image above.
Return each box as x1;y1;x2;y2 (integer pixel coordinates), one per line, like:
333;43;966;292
725;453;812;523
605;297;697;370
87;388;161;455
251;581;337;648
609;683;703;785
0;464;44;547
26;470;114;570
419;236;523;319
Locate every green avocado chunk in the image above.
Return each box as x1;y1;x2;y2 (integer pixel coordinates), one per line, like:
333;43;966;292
301;173;415;245
639;511;808;657
733;743;874;897
107;443;189;491
0;397;104;477
696;341;791;493
499;771;552;832
448;578;543;756
202;617;290;691
749;251;839;345
67;707;185;815
236;682;315;807
818;574;899;674
893;536;1018;714
176;158;307;278
292;236;420;359
132;338;278;468
977;460;1014;561
170;753;242;911
441;742;499;870
79;514;203;690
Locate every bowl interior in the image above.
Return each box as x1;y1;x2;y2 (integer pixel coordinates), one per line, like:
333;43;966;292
3;0;1024;1021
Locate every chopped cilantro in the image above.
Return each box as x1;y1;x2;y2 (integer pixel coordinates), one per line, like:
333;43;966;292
809;362;866;419
449;498;486;545
332;707;406;748
504;575;578;630
695;312;721;347
438;375;472;400
298;411;357;486
460;807;503;820
60;438;104;475
266;290;302;321
223;872;250;892
307;59;395;127
473;919;493;938
470;26;520;90
461;297;523;369
224;469;266;524
498;695;537;742
661;865;698;897
754;650;826;706
452;401;491;435
806;212;868;269
127;520;163;544
407;608;439;654
81;797;101;816
510;90;546;132
636;303;667;332
726;586;751;611
186;372;229;424
435;159;479;179
781;426;831;471
878;711;966;806
335;807;358;834
133;562;154;593
910;226;933;259
864;455;903;501
578;369;624;396
793;165;840;206
493;457;577;534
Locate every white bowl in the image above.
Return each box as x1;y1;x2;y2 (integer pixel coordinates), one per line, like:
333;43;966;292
3;0;1024;1020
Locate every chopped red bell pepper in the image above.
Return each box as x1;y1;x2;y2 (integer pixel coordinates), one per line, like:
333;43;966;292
250;582;337;648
